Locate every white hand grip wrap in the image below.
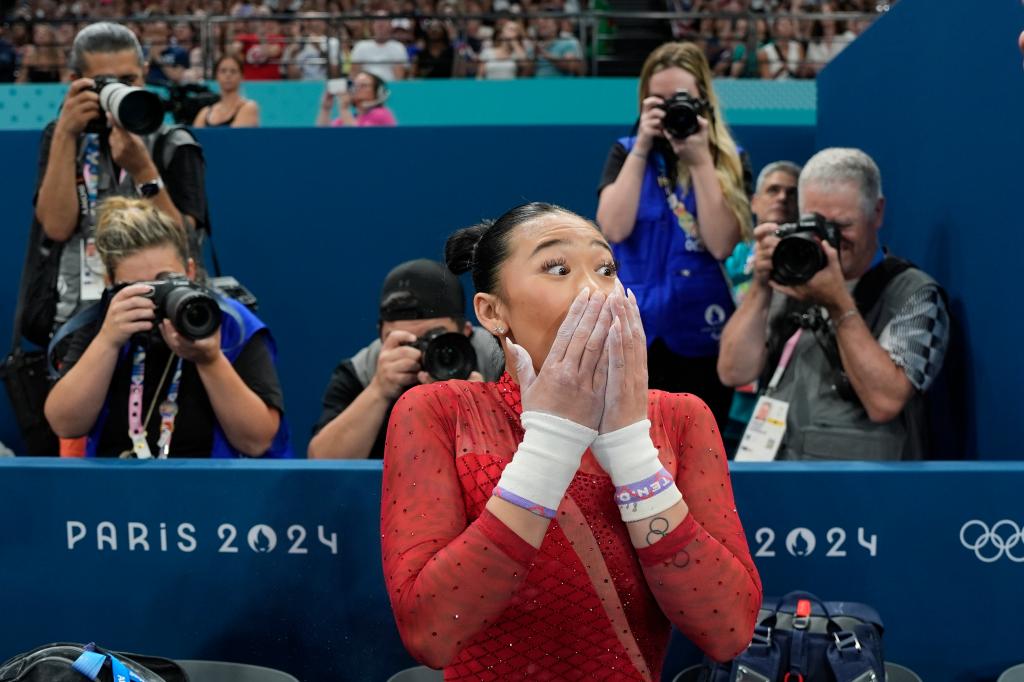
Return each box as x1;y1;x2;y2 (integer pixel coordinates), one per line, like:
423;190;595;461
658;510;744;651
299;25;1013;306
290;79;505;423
493;411;597;517
591;420;682;522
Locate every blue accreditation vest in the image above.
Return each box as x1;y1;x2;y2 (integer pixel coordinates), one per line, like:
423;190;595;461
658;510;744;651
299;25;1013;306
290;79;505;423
611;136;735;358
86;297;293;458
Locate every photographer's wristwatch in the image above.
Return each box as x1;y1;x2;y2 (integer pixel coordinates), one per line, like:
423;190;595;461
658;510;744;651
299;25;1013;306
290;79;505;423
136;176;165;198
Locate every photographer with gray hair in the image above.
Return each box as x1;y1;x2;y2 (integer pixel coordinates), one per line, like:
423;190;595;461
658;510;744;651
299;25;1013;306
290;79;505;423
717;148;949;461
22;21;209;348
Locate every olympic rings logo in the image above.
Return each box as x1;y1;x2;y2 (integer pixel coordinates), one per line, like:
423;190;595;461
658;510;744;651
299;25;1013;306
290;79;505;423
959;520;1024;563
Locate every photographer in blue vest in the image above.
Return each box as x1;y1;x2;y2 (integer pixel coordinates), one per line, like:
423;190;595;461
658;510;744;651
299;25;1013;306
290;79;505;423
596;42;752;430
718;148;949;461
44;197;289;459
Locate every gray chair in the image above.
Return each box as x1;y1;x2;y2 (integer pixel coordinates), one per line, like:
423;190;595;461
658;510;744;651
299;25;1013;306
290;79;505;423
174;660;299;682
885;663;923;682
670;665;704;682
671;663;920;682
998;663;1024;682
385;665;444;682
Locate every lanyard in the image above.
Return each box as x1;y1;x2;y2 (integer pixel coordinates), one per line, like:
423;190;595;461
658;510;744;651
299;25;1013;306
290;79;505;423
128;345;184;459
654;153;702;242
766;329;803;392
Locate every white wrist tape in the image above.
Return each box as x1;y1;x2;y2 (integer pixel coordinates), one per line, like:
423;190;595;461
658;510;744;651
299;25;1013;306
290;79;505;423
591;420;682;522
493;411;597;518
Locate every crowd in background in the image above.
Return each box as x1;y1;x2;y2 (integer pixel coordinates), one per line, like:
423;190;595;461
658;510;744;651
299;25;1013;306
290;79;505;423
0;0;891;82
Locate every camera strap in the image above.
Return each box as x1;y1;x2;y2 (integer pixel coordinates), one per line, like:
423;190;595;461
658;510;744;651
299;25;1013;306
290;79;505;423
127;344;183;460
654;154;702;243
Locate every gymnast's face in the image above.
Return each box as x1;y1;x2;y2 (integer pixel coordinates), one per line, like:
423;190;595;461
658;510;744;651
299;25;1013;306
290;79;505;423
482;213;619;374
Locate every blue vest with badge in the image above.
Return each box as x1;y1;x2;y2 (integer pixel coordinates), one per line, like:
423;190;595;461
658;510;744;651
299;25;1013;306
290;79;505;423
85;297;293;459
611;136;735;358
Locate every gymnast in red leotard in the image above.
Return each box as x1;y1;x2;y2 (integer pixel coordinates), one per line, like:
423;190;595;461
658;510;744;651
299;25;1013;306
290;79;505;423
380;202;762;680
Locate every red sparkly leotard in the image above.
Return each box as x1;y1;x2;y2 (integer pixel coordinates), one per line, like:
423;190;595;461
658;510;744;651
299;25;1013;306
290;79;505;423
381;374;762;680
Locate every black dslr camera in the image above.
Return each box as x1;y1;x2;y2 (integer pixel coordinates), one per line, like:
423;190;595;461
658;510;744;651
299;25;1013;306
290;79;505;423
409;328;476;381
86;75;165;135
658;91;711;140
161;82;221;125
771;213;842;286
114;275;222;341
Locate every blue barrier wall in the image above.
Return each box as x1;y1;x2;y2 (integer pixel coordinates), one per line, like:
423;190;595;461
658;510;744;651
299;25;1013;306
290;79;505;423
815;0;1024;459
0;124;816;455
1;459;1022;682
0;79;817;130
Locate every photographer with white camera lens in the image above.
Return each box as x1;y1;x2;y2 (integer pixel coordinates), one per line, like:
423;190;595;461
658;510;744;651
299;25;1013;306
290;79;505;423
596;42;752;430
315;71;396;127
44;198;289;459
22;22;209;347
308;259;502;460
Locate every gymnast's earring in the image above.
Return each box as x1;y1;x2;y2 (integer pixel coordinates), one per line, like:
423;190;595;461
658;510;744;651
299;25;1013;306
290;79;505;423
494;325;506;335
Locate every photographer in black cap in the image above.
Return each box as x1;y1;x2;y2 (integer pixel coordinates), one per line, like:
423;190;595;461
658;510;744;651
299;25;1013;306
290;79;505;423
308;259;504;460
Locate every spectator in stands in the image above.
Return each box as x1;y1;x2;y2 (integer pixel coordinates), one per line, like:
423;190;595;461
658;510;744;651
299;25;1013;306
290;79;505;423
17;22;65;82
391;18;418;62
721;160;800;454
758;16;807;79
232;15;285;80
380;203;760;678
806;3;855;75
729;16;767;78
596;41;751;429
532;14;582;77
193;55;260;127
142;20;172;85
315;70;396;126
308;259;498;460
23;21;208;347
171;21;204;81
283;19;335;80
477;20;532;80
718;148;949;460
0;23;18;82
350;9;408;81
44;197;290;458
412;20;454;78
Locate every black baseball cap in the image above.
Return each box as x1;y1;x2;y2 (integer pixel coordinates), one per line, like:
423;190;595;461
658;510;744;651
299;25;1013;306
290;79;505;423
379;259;465;322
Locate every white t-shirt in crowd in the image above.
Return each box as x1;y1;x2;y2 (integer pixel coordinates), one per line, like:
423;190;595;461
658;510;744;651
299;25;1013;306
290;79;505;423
350;39;408;81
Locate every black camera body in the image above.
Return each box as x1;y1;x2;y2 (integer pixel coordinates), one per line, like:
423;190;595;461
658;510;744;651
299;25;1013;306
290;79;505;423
162;82;220;125
409;328;476;381
86;75;165;135
114;275;222;341
658;91;711;140
771;213;842;286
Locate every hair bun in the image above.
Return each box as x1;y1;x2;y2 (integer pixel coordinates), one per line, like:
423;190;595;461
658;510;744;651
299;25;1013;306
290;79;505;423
444;220;492;276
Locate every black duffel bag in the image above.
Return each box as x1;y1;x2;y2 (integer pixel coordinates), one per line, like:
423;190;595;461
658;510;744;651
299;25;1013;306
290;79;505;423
703;591;885;682
0;642;187;682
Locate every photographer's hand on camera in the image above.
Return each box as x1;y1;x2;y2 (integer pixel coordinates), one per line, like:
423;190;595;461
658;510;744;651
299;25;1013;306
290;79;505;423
667;115;713;169
159;318;222;367
769;239;853;315
751;222;781;287
98;283;155;349
370;330;422;401
107;116;157;180
634;96;667;157
55;78;100;138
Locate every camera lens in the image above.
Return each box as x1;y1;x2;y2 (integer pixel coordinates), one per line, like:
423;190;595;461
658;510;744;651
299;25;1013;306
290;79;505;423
164;287;221;340
772;234;828;286
422;332;475;381
99;82;164;135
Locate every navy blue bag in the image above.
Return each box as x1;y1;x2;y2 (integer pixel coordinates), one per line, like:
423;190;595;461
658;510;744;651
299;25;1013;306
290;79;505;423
704;592;885;682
